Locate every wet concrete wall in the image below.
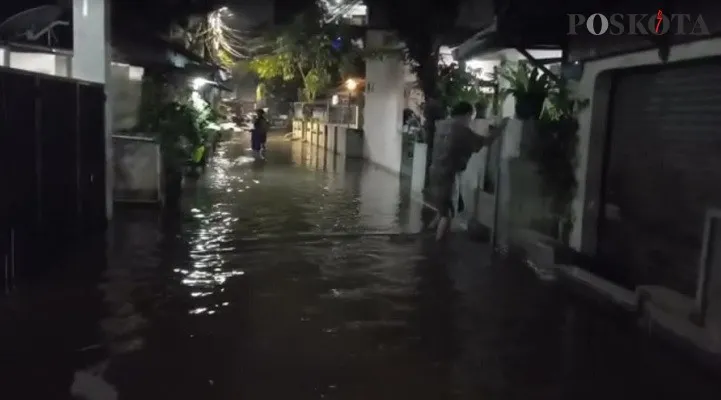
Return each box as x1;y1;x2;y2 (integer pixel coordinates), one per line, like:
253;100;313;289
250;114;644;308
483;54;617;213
363;43;405;173
428;119;555;239
295;120;364;159
496;120;555;244
457;120;491;227
109;63;143;132
112;136;162;204
431;119;497;228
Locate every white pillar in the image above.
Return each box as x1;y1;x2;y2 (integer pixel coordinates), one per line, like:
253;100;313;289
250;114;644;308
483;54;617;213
0;47;8;67
54;55;70;77
72;0;113;220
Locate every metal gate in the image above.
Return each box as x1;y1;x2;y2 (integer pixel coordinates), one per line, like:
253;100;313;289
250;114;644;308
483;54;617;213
0;67;106;292
598;58;721;294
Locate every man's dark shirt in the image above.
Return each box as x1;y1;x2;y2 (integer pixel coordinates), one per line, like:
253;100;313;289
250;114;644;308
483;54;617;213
431;119;487;183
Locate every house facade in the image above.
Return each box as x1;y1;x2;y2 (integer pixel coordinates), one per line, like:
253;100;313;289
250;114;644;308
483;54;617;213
362;0;493;174
569;15;721;296
454;0;721;299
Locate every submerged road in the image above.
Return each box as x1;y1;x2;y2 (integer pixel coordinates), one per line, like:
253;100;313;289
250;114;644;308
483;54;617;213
1;132;720;399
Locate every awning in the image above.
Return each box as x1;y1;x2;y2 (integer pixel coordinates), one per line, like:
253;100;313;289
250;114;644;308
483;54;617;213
452;20;500;61
452;7;572;62
452;19;564;62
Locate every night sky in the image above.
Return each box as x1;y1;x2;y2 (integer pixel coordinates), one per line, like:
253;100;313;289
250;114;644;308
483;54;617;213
0;0;317;28
268;0;316;24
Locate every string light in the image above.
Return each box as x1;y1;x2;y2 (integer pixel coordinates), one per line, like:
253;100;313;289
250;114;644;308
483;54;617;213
322;0;366;23
194;2;366;65
193;7;264;64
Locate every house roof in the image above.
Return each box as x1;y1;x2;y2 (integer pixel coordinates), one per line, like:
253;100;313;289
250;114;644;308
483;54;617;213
452;18;563;61
0;4;222;73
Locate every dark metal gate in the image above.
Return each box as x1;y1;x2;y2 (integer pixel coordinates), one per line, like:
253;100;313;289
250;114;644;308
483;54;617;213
598;58;721;295
0;67;107;293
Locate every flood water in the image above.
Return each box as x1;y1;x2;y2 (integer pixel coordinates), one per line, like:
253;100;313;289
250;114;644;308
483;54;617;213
1;133;720;399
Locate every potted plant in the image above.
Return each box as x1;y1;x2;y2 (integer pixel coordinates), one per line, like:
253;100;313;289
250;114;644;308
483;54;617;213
528;81;589;243
500;61;552;120
154;102;202;207
188;98;224;175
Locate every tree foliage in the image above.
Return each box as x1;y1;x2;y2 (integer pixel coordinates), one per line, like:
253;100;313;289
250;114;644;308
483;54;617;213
248;3;363;102
437;63;488;110
362;0;462;100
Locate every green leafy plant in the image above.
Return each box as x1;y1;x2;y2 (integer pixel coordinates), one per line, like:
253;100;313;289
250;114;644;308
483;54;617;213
543;84;590;120
154;102;202;168
134;71;227;205
500;61;553;119
189;94;223;144
437;63;489;113
527;80;589;243
137;83;214;166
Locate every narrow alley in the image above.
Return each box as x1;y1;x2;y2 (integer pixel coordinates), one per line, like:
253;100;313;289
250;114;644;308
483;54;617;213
1;133;720;399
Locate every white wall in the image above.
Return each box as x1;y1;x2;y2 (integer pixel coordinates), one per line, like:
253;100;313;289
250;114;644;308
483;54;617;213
571;38;721;252
363;30;406;173
8;52;68;76
55;55;70;77
109;63;145;132
358;164;402;231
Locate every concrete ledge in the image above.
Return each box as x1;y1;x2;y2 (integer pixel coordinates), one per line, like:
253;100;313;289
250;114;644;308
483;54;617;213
637;285;697;319
559;265;638;311
365;159;403;177
505;229;571;282
640;302;721;370
636;284;721;362
494;225;721;370
502;228;639;309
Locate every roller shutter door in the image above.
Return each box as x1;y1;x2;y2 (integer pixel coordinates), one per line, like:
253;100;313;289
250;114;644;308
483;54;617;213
598;58;721;295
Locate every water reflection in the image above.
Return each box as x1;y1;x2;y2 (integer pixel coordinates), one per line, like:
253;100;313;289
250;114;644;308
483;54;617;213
3;134;721;399
180;204;243;315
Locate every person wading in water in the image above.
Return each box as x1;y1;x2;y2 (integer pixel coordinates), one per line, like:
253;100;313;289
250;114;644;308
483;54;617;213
251;109;269;158
427;101;506;241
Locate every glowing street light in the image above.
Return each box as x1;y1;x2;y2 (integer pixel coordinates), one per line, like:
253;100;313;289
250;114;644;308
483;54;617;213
345;78;358;92
343;78;359;127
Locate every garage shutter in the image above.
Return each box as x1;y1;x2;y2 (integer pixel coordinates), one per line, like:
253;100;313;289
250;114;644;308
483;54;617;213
598;58;721;295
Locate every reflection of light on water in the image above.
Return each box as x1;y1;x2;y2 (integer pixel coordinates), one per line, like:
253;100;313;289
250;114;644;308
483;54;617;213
234;156;255;165
179;206;245;315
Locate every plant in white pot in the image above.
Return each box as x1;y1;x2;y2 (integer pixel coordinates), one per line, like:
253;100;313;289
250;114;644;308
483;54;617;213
500;61;552;120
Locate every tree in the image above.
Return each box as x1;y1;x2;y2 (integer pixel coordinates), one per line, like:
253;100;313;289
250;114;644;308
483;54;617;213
362;0;461;100
362;0;463;169
169;8;267;68
248;3;363;102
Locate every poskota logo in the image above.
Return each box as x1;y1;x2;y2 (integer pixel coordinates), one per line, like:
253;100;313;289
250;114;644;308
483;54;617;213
568;10;709;36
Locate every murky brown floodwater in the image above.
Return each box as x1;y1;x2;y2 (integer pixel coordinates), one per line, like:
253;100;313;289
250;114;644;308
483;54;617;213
1;133;720;399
